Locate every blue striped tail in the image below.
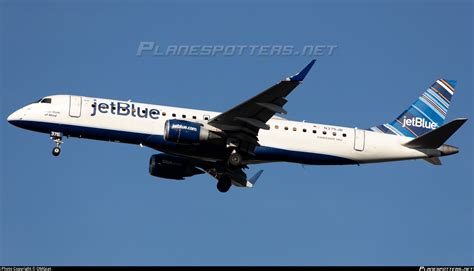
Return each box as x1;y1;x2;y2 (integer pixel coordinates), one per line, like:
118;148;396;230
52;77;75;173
371;79;457;137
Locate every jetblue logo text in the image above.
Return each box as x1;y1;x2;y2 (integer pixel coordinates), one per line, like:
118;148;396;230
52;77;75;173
171;124;198;132
402;117;438;129
91;101;160;119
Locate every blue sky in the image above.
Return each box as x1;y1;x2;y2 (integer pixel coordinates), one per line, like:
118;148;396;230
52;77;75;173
1;0;472;266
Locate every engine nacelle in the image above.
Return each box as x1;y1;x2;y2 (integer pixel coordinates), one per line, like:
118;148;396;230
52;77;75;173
149;153;204;180
164;119;220;144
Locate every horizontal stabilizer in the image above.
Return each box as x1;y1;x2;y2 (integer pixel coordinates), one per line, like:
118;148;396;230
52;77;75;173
246;170;263;188
404;118;468;149
423;157;442;165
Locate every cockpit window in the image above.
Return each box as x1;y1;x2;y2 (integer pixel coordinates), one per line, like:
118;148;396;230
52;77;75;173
32;98;52;104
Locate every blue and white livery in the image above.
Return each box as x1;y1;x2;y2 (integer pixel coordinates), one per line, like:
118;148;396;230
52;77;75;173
7;60;468;192
371;79;457;137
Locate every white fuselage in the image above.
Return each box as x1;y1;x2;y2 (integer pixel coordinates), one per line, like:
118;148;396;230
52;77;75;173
8;94;434;165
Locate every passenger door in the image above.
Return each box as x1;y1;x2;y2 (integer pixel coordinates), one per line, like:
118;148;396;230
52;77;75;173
69;95;82;118
354;128;365;151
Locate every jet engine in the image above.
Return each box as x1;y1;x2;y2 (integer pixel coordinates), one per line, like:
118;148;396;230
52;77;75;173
149;153;204;180
164;119;221;144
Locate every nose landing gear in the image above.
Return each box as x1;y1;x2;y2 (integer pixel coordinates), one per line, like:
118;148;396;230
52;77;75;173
50;131;63;157
52;146;61;156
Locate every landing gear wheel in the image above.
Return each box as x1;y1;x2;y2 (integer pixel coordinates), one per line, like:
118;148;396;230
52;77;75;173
52;146;61;156
217;176;232;193
228;152;242;167
50;131;63;157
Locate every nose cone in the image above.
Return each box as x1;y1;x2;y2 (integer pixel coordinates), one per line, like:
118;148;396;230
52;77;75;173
7;109;23;124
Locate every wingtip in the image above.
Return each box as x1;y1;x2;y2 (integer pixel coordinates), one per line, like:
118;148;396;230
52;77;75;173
452;118;468;125
246;169;264;187
423;157;442;165
288;59;316;82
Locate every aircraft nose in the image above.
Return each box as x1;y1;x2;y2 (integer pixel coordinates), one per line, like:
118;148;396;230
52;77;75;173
7;109;23;123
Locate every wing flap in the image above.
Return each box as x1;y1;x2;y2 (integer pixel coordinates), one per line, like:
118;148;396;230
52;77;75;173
235;117;270;130
256;102;287;114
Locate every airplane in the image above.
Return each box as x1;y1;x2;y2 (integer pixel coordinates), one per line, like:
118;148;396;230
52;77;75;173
7;60;468;192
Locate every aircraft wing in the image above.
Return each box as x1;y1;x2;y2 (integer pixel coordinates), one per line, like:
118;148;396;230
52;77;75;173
208;59;316;154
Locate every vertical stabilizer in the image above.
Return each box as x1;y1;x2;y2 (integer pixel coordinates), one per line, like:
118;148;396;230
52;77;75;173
371;79;456;137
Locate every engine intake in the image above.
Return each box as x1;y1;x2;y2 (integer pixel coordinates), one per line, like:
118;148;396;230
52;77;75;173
149;153;204;180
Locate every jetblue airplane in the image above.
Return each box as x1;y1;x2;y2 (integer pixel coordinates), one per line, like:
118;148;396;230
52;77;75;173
7;60;467;192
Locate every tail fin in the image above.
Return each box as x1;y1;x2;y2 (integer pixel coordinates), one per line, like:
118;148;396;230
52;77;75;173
371;79;457;137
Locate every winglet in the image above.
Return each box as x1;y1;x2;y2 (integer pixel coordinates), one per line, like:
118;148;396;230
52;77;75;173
288;59;316;82
246;170;264;188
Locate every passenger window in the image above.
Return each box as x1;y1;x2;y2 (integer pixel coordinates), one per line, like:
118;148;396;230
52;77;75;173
275;125;279;129
284;127;288;130
333;132;337;136
182;114;186;118
172;113;176;117
41;98;52;104
303;128;307;133
192;116;197;119
204;116;209;120
162;112;166;116
323;131;327;135
312;130;316;134
293;127;297;132
343;133;347;137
